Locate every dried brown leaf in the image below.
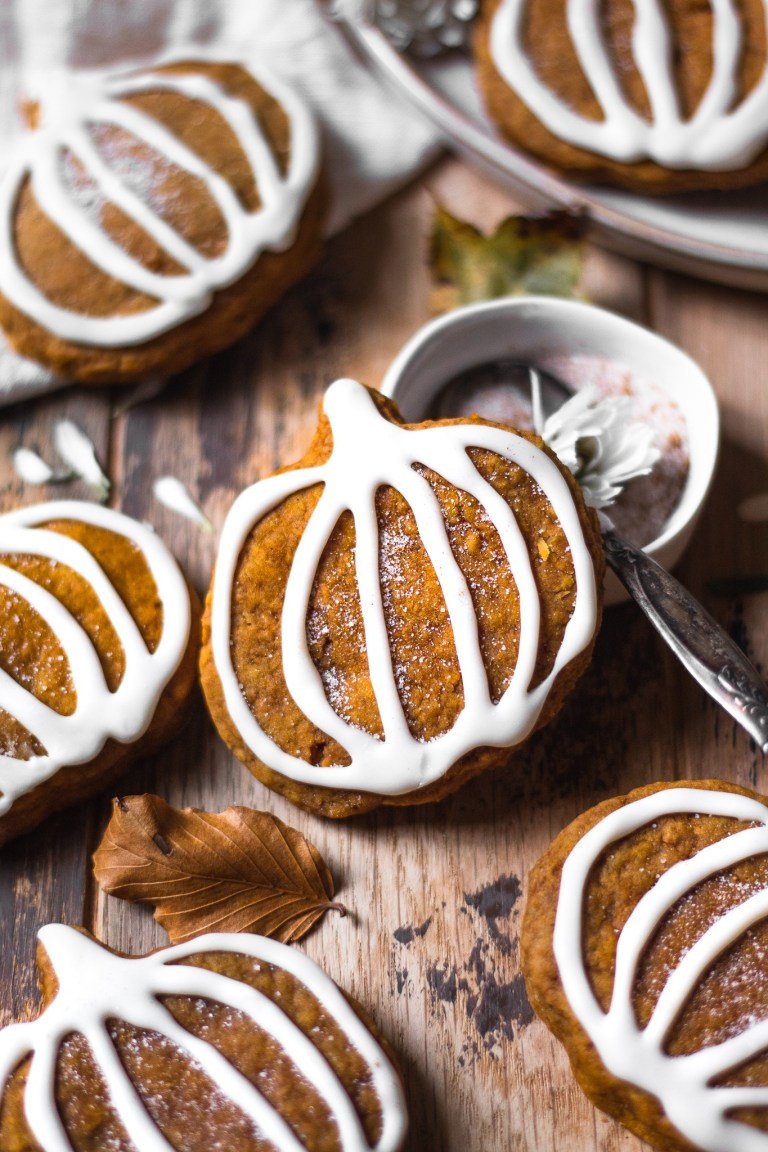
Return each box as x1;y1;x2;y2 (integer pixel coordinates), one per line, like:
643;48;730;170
93;795;345;945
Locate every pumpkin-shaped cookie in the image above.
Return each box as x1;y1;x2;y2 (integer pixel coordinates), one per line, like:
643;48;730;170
201;379;604;818
0;925;407;1152
0;500;196;843
476;0;768;193
0;53;322;383
523;779;768;1152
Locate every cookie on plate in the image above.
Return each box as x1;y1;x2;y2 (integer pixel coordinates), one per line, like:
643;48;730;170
475;0;768;194
0;500;197;844
0;924;407;1152
522;778;768;1152
0;54;323;384
201;378;604;818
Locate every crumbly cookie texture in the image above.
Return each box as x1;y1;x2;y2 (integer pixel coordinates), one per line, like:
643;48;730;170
523;778;768;1152
0;926;407;1152
0;502;198;844
201;381;604;818
476;0;768;194
0;58;324;384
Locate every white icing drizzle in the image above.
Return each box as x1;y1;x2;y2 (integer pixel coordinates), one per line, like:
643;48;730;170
210;379;598;797
490;0;768;171
0;51;319;346
0;499;190;815
0;925;407;1152
554;786;768;1152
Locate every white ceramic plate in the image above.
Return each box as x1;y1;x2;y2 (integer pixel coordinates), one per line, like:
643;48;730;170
345;20;768;293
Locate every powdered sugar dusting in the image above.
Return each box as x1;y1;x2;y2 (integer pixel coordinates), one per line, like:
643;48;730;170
108;1022;266;1144
60;150;107;220
57;124;179;233
307;610;354;720
379;521;428;722
378;493;463;742
305;517;384;739
91;122;177;217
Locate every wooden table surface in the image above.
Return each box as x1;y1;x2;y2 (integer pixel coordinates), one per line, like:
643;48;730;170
1;156;767;1152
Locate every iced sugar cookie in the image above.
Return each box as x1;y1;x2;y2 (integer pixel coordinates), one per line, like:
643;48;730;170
201;379;604;818
0;925;407;1151
523;779;768;1152
0;500;197;843
476;0;768;193
0;55;323;383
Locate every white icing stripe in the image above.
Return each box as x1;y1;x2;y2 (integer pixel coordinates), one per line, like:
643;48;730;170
445;460;541;698
349;480;411;746
63;127;210;274
210;379;598;796
146;1002;307;1152
401;467;487;713
489;0;768;171
0;51;319;347
553;786;768;1152
0;926;407;1152
85;1028;177;1152
0;500;190;815
155;964;369;1150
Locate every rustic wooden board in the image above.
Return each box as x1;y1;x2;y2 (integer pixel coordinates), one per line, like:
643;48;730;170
1;157;767;1151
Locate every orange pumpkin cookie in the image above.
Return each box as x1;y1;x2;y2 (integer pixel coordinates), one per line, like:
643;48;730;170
0;54;323;384
475;0;768;194
201;379;604;818
0;500;198;844
0;925;407;1151
522;779;768;1152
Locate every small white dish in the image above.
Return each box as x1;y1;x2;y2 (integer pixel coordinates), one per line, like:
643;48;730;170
381;296;720;604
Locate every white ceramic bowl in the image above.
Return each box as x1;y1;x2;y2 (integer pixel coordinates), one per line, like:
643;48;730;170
381;297;720;605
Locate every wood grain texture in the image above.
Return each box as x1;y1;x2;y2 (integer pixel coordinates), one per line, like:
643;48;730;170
0;156;765;1151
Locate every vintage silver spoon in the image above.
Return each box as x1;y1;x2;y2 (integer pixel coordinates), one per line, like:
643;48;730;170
528;366;768;751
599;517;768;750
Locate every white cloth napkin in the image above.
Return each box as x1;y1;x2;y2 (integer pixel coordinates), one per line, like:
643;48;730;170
0;0;440;404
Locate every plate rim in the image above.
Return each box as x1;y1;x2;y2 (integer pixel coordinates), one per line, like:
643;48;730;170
345;18;768;291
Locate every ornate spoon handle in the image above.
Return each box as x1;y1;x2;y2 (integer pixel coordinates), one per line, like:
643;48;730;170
602;525;768;752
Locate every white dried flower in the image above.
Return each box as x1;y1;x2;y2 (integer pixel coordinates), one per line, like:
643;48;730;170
153;476;213;533
543;386;660;509
54;420;111;502
12;447;56;485
334;0;478;55
12;446;75;487
331;0;369;18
